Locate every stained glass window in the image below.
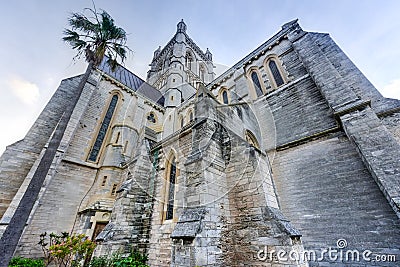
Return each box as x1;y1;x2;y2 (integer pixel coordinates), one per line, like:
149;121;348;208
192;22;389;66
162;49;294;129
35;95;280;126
269;60;284;87
88;95;118;162
166;159;176;220
251;72;263;97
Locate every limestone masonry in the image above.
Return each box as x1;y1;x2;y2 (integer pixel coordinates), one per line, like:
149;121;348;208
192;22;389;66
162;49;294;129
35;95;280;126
1;19;400;266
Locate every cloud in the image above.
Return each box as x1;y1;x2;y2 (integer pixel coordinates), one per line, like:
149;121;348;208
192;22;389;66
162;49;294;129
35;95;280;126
8;77;40;105
380;79;400;100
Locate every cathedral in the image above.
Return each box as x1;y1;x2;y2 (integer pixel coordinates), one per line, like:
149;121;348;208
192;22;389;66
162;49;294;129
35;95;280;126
1;19;400;266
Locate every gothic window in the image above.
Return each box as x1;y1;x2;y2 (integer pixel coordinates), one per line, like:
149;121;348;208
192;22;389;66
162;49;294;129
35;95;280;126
251;71;264;97
147;112;157;124
185;52;193;71
179;116;184;128
165;157;177;220
88;94;118;162
218;88;229;104
123;141;128;154
268;60;284;87
222;90;229;104
115;132;120;143
245;130;260;149
101;176;107;186
188;110;194;122
236;106;242;119
111;183;118;196
199;64;205;81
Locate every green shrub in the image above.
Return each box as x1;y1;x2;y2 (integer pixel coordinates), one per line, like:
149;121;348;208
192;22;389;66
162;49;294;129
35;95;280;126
89;256;111;267
9;257;44;267
89;250;148;267
39;232;96;267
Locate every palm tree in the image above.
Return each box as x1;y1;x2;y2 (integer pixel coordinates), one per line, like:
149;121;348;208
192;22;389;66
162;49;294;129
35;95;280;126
63;6;130;70
0;6;130;266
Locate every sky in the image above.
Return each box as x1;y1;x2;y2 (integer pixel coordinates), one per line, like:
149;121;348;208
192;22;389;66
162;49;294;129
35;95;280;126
0;0;399;154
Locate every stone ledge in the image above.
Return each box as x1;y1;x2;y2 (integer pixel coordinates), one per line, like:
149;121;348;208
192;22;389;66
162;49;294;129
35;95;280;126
171;207;207;239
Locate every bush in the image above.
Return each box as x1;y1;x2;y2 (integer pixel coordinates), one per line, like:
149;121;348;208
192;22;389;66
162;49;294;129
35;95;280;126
90;250;148;267
88;256;111;267
39;232;96;267
9;257;44;267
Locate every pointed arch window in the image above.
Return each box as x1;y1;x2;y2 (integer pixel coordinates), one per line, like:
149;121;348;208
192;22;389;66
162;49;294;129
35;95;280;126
251;71;263;97
165;157;177;220
222;90;229;104
219;88;229;104
199;64;205;81
188;111;194;122
185;52;193;71
268;59;284;87
245;130;260;149
88;94;118;162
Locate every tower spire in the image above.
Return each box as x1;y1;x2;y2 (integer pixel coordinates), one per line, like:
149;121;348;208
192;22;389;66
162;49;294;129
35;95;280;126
177;19;187;33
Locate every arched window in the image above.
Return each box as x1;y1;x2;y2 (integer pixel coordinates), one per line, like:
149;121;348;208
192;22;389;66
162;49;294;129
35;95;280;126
199;64;205;81
115;132;120;143
179;116;184;128
222;90;229;104
219;88;229;104
188;111;194;122
268;60;284;87
185;52;193;71
88;94;118;162
245;130;260;149
251;71;263;97
165;156;177;220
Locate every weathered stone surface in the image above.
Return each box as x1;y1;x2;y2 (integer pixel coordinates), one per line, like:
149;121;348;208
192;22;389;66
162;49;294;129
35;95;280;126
0;19;399;267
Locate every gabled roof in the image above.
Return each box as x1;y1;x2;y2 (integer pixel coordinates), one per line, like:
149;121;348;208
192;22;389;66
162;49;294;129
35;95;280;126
98;59;165;106
206;19;300;90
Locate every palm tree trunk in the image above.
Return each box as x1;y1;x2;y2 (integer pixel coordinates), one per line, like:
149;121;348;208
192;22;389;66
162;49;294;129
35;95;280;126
0;62;95;267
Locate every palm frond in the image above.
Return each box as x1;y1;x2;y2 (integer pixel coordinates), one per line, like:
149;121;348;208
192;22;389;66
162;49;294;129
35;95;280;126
106;52;119;72
62;29;88;50
63;6;131;70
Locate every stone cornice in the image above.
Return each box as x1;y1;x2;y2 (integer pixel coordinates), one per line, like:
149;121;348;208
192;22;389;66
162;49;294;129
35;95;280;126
150;118;205;151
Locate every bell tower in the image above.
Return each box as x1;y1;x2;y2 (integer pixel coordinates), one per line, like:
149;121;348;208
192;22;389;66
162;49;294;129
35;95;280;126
147;20;215;107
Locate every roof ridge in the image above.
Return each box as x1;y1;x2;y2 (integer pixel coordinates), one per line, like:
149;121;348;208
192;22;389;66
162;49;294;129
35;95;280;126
207;19;301;89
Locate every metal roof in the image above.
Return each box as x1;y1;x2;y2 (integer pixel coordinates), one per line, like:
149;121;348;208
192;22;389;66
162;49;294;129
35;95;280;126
98;59;165;106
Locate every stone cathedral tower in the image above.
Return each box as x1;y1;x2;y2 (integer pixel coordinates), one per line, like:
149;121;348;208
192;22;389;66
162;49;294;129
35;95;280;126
1;20;400;267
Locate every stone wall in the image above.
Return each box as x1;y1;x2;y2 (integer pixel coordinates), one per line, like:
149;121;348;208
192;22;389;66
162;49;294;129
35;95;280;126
93;139;154;256
272;133;400;266
261;76;337;148
1;19;399;267
0;76;83;218
15;161;96;258
381;111;400;145
147;128;195;266
144;94;307;266
5;69;166;258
